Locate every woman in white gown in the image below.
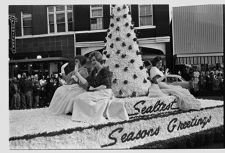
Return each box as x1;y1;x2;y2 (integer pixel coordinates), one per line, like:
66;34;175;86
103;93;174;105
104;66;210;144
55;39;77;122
70;51;114;123
48;56;89;115
148;56;201;110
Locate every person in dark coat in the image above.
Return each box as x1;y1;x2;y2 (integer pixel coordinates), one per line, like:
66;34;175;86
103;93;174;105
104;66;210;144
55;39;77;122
44;77;54;107
9;78;14;110
19;73;27;109
33;74;41;108
24;75;33;109
11;77;21;110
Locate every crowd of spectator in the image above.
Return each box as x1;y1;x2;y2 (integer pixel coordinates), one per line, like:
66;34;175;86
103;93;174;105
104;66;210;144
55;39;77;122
9;72;66;110
9;65;223;110
179;66;224;96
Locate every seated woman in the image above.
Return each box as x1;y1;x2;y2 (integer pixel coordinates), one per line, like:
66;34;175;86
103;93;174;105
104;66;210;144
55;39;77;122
148;56;201;110
70;51;113;123
48;55;89;115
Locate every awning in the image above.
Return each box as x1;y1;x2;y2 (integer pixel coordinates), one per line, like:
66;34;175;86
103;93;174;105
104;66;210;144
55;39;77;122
141;47;165;56
142;55;165;61
177;56;223;65
9;57;69;64
139;43;166;54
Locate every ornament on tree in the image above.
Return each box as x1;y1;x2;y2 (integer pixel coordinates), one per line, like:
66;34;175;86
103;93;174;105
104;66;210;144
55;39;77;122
119;90;123;95
133;74;137;79
131;92;136;97
123;5;126;9
115;64;119;68
116;37;120;41
136;50;142;55
143;79;147;83
130;59;135;63
121;54;126;58
106;54;110;58
110;23;114;27
103;50;107;55
123;14;127;18
107;29;110;33
113;78;117;84
125;22;129;27
130;26;134;30
122;42;126;47
116;26;120;31
124;67;128;72
110;15;114;19
124;80;128;84
108;33;112;38
110;43;114;48
116;50;121;54
128;45;132;50
117;7;121;12
139;66;144;70
116;18;120;22
126;33;131;37
133;38;137;41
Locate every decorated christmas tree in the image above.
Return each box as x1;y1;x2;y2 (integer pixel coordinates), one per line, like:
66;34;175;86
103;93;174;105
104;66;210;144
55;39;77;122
104;4;151;98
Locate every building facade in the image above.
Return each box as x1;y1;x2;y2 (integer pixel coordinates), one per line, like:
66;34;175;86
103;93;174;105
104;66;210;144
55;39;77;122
172;5;224;71
9;5;170;77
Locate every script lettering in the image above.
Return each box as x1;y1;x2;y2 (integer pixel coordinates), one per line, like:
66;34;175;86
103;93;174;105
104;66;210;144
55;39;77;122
100;127;123;148
129;100;176;116
101;126;160;148
167;115;212;133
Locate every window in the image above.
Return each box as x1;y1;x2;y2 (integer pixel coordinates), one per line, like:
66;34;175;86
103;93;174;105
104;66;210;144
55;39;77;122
47;5;73;33
21;12;32;35
139;5;153;26
90;5;103;30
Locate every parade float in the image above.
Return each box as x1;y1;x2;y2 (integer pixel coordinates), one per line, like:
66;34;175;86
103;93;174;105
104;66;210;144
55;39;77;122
9;5;224;149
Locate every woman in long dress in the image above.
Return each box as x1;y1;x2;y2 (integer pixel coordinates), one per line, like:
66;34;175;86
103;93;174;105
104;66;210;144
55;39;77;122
48;55;89;115
148;56;201;110
70;51;114;123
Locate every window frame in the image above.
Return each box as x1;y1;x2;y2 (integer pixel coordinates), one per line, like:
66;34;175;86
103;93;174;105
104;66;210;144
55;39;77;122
90;5;103;30
138;4;153;27
47;5;73;33
21;11;32;36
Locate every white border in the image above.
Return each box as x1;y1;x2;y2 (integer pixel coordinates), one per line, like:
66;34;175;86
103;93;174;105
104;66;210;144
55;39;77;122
3;1;225;153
